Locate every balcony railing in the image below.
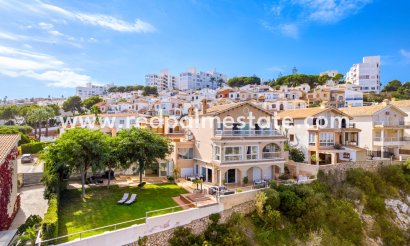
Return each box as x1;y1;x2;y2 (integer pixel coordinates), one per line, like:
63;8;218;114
374;121;410;127
215;129;282;137
262;152;283;160
373;137;410;142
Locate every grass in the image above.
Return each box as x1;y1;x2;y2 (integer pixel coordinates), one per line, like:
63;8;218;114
57;183;187;242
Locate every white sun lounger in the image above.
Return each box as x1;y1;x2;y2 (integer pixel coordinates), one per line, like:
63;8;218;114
124;194;137;205
117;193;129;204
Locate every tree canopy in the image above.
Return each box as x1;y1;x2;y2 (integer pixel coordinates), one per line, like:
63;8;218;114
108;85;145;93
116;128;172;185
270;74;320;88
42;128;110;197
383;80;402;92
227;76;261;87
62;96;82;114
82;96;103;110
142;86;158;96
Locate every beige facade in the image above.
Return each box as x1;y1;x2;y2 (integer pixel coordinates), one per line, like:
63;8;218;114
187;102;287;185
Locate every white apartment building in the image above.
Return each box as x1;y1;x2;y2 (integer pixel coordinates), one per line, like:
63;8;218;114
345;56;381;94
76;83;113;99
179;67;227;91
145;69;178;92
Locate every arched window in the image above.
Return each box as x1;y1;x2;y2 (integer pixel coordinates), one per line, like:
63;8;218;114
262;143;281;159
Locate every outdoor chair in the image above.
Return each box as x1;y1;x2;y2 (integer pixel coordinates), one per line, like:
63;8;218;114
124;194;137;205
117;193;129;204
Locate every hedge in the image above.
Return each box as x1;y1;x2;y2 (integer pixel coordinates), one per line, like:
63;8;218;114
41;194;58;241
21;142;48;154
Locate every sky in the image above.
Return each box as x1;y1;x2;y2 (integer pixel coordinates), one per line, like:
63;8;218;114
0;0;410;99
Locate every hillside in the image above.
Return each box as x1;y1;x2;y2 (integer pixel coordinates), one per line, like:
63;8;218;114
169;163;410;246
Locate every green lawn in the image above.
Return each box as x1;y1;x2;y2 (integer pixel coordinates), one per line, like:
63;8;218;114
58;183;187;242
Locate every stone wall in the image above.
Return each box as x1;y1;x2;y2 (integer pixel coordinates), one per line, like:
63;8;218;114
130;201;256;246
319;160;404;181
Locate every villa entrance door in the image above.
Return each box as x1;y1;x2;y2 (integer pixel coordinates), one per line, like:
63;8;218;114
226;169;236;183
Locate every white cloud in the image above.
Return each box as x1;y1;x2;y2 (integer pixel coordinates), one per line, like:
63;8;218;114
298;0;373;23
279;24;299;38
400;49;410;59
261;21;299;39
37;1;156;33
0;45;95;88
263;0;372;38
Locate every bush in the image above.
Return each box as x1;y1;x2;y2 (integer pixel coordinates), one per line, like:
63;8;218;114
242;176;249;185
169;227;203;246
21;142;48;154
263;189;280;210
289;147;305;162
41;194;58;241
17;214;42;234
366;196;386;214
278;174;289;180
209;213;221;224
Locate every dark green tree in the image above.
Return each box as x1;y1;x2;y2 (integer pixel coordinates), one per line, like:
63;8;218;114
62;96;82;115
116;128;172;185
82;96;103;109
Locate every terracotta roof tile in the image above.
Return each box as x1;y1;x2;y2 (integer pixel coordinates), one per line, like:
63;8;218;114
340;104;406;117
0;134;20;163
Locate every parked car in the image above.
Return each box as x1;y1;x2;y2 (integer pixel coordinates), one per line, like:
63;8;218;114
21;154;33;163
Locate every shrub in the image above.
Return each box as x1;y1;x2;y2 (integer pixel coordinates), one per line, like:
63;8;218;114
17;214;42;234
21;142;48;154
263;189;280;210
242;176;249;185
167;176;174;182
169;227;203;246
41;194;58;241
209;213;221;224
289;147;305;162
366;196;386;215
278;174;289;180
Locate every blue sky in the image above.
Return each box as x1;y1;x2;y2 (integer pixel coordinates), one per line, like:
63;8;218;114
0;0;409;99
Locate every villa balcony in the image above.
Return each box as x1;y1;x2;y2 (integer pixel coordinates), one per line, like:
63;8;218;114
214;129;283;138
373;137;410;146
373;121;410;128
217;152;285;166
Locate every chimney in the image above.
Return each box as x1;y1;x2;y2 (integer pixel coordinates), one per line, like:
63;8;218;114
201;98;208;114
382;99;390;106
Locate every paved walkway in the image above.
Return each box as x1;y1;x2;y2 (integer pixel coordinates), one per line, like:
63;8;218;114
9;184;48;230
17;156;43;173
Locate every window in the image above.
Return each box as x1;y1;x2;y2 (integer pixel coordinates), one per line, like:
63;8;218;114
319;132;334;146
119;120;125;124
214;146;221;161
224;146;242;161
246;146;258;160
309;132;316;146
289;134;295;142
178;148;193;159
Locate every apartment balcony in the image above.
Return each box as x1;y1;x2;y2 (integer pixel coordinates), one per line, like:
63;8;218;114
218;152;285;166
214;129;283;138
373;121;410;128
373;137;410;146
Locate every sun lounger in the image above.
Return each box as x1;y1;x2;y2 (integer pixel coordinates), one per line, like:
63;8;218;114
124;194;137;205
117;193;129;204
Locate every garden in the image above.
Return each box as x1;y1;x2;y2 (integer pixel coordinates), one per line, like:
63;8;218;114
57;184;187;242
